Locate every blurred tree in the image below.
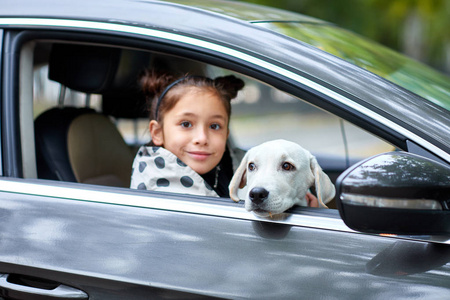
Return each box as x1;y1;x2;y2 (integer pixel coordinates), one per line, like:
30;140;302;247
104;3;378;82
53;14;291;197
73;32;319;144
237;0;450;75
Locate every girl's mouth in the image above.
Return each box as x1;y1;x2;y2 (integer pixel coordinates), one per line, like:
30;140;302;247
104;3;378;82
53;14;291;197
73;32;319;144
188;151;211;161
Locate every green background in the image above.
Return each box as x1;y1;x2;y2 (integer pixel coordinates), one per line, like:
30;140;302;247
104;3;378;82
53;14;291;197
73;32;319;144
236;0;450;76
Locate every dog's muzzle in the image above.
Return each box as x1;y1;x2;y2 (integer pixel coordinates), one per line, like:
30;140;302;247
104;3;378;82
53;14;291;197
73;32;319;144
249;187;269;205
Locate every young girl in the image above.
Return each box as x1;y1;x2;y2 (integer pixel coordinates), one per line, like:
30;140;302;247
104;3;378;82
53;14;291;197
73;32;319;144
130;70;245;197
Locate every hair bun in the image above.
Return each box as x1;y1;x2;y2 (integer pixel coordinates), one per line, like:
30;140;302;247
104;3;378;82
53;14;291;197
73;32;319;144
139;70;176;97
214;75;245;100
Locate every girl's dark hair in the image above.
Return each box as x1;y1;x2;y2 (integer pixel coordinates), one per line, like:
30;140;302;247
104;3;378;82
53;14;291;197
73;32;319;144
139;70;245;123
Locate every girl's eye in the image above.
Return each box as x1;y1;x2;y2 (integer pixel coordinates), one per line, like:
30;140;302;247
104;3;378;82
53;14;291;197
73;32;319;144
248;162;256;171
282;162;295;171
210;123;221;130
180;121;192;128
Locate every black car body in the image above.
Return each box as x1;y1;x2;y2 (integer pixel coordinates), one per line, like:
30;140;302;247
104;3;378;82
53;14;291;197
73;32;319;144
0;0;449;299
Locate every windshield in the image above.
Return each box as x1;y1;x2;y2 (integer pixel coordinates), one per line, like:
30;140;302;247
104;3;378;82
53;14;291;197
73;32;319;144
254;22;450;111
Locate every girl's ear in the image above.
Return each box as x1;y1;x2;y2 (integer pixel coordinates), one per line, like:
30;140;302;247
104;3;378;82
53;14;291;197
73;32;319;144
149;120;164;146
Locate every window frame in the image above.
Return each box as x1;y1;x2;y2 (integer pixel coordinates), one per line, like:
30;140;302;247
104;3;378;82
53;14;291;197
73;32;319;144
0;29;3;177
4;26;416;181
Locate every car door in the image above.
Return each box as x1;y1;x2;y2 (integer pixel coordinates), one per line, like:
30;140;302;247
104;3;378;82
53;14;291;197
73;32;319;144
1;181;450;299
0;17;450;300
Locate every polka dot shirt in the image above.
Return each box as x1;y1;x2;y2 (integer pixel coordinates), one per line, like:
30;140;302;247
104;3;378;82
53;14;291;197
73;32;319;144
130;146;219;197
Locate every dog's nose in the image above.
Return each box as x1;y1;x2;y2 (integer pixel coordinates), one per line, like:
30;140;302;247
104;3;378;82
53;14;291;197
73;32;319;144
249;187;269;205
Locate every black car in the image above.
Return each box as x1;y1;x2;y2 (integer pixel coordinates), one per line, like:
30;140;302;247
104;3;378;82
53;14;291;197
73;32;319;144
0;0;449;299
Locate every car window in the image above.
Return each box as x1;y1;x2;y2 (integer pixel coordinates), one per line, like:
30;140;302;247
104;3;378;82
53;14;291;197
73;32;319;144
27;40;394;195
34;56;392;164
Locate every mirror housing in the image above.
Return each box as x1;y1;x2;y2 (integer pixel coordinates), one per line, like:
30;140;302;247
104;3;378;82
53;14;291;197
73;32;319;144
336;152;450;235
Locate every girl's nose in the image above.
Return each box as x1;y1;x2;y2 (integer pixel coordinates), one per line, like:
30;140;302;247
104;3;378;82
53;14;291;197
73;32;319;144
193;127;208;145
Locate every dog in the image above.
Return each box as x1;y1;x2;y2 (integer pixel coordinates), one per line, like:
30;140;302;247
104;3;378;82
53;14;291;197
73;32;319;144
229;139;335;217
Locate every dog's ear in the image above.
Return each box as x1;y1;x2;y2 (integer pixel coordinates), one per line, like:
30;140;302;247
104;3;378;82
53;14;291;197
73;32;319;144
229;153;248;202
310;156;335;208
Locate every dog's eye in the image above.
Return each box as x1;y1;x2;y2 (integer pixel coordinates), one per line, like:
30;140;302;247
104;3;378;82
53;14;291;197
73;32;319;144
248;163;256;171
282;162;295;171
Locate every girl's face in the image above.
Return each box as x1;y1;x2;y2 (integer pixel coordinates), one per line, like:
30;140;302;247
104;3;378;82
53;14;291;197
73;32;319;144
150;89;229;175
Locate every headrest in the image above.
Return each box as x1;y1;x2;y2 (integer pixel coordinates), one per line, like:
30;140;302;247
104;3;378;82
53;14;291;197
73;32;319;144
49;44;150;118
48;43;121;94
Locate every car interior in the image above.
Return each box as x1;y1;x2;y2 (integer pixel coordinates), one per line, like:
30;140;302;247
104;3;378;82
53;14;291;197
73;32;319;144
18;39;395;209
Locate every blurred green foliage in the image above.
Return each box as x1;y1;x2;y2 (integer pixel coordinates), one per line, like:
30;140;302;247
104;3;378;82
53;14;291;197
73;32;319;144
236;0;450;75
257;22;450;108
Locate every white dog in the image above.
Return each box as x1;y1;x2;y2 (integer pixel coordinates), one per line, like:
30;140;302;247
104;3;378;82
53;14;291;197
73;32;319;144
229;139;335;217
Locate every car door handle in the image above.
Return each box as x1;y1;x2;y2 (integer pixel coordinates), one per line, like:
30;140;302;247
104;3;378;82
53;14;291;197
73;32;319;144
0;273;88;299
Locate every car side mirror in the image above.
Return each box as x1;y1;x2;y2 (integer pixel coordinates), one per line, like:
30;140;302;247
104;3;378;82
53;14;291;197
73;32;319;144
336;152;450;235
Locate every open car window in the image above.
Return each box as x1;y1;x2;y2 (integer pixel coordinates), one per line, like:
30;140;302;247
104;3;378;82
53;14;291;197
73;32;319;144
25;40;394;207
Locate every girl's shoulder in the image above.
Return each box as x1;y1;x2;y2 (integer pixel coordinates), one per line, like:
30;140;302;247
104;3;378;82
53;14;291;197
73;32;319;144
130;145;219;197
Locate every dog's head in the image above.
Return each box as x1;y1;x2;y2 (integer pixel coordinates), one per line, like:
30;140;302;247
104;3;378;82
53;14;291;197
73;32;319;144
229;139;335;217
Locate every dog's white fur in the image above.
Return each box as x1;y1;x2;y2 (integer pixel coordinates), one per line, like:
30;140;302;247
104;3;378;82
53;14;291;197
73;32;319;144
229;139;335;217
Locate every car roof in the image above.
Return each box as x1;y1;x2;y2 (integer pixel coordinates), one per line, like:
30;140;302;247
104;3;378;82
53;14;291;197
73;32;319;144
1;0;449;160
1;0;327;23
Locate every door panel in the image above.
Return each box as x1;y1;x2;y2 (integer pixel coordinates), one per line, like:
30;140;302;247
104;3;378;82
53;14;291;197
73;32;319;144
0;184;449;299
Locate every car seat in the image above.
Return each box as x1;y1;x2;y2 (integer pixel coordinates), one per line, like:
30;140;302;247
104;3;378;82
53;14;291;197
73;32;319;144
34;43;141;187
